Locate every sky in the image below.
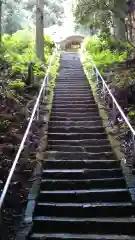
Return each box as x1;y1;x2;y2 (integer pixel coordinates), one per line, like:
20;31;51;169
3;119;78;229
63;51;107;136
44;0;75;41
63;0;75;35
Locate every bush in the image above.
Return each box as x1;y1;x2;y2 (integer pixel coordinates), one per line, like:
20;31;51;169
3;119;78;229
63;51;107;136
82;35;129;70
2;29;55;79
8;80;25;89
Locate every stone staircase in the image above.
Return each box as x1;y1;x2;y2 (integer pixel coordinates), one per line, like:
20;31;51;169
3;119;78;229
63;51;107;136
27;52;135;239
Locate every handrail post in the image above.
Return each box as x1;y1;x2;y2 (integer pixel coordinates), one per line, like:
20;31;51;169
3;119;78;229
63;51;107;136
36;103;39;120
132;134;135;166
0;207;6;240
102;81;106;101
46;75;49;96
95;70;99;84
113;101;117;123
42;82;45;104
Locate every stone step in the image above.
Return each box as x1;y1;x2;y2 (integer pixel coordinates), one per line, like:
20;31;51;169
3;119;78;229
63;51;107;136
50;112;100;118
54;91;92;95
53;97;95;101
32;216;135;235
54;89;91;93
34;202;134;218
51;108;99;114
52;104;97;109
45;151;115;160
55;85;90;89
29;233;135;240
54;86;90;90
48;126;105;134
52;100;96;104
48;139;110;146
42;169;123;179
48;120;103;127
54;94;93;98
43;159;120;169
48;133;107;141
40;178;126;190
56;78;87;81
50;116;101;121
38;189;131;203
47;144;112;153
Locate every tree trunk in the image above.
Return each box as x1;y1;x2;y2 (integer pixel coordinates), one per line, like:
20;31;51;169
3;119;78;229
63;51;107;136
0;1;2;44
36;0;45;62
113;17;126;41
113;0;127;41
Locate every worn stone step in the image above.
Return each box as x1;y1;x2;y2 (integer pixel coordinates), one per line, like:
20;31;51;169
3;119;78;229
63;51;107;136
48;126;105;134
34;202;134;218
48;133;107;141
38;189;130;203
52;103;97;108
40;178;126;190
56;81;87;84
29;232;135;240
53;97;95;101
50;116;100;122
32;216;135;235
57;77;86;80
54;86;90;90
51;108;99;114
54;90;91;93
54;93;92;97
45;151;114;160
56;80;87;83
42;169;123;179
48;139;110;146
54;94;93;98
54;92;92;96
49;120;103;128
55;86;89;90
52;104;97;109
53;100;96;104
43;159;120;169
50;112;100;118
56;79;87;82
47;145;112;153
52;99;95;104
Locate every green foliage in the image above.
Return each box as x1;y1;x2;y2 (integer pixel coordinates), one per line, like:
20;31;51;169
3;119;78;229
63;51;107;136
3;0;65;34
47;53;60;95
8;80;25;89
73;0;127;39
82;36;129;70
0;119;10;132
128;111;135;121
2;29;55;79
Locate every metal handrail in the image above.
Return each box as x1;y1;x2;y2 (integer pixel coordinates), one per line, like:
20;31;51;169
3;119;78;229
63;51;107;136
88;56;135;161
90;57;135;135
0;49;57;209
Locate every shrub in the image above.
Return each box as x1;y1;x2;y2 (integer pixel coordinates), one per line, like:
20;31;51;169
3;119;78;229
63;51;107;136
2;29;55;79
8;80;25;89
82;36;129;70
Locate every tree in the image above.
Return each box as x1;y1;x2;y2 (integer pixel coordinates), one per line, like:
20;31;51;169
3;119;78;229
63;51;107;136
24;0;64;28
0;1;3;42
73;0;128;40
2;0;65;35
2;0;27;34
36;0;44;61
